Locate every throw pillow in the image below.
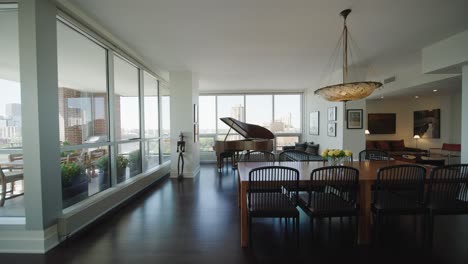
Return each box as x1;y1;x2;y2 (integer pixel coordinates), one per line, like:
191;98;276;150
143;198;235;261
391;140;405;151
375;141;391;151
295;143;307;151
305;144;319;155
366;141;375;149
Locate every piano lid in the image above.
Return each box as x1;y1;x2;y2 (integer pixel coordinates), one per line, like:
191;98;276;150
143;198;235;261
220;117;275;140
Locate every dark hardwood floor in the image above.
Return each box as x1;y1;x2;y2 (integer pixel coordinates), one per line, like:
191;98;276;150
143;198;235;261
2;164;468;263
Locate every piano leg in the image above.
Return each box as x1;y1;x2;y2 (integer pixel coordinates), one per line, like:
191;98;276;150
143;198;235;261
217;154;223;170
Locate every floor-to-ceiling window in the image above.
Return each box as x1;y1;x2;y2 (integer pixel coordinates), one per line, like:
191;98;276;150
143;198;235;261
199;93;302;154
0;4;23;217
56;17;168;209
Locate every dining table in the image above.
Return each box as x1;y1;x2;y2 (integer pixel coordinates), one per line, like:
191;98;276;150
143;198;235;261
236;160;432;248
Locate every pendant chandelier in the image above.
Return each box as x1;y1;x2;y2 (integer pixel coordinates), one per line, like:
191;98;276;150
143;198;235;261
314;9;382;102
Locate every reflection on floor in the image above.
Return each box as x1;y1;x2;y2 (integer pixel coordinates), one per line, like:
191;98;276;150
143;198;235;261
0;164;467;264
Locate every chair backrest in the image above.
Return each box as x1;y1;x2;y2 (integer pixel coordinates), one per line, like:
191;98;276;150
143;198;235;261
248;166;299;208
90;149;106;160
8;154;23;162
427;164;468;204
308;166;359;206
374;165;426;204
359;149;389;161
279;149;311;161
239;151;275;162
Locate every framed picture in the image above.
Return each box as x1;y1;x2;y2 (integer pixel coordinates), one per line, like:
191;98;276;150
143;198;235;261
414;109;440;138
309;111;319;135
328;106;337;121
347;109;363;129
327;123;336;137
193;104;198;123
193;123;199;143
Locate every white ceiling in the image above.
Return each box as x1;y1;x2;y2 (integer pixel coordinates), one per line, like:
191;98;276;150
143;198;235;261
64;0;468;92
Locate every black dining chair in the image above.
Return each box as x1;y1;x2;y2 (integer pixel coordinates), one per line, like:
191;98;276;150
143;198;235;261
426;164;468;247
279;149;311;161
298;166;359;243
359;149;390;161
239;151;275;162
248;166;300;247
372;164;427;245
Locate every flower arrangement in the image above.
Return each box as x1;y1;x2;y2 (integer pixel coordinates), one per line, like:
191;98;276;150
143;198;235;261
321;148;353;158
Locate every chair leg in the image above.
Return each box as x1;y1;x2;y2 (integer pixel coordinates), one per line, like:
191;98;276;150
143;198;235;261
1;182;6;207
428;213;435;248
248;215;252;247
374;212;381;246
355;214;359;246
296;216;300;248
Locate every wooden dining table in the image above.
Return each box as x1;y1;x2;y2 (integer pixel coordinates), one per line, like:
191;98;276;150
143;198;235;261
236;160;432;248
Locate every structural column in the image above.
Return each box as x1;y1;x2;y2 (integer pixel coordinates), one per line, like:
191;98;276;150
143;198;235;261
18;0;62;229
462;65;468;163
169;71;200;178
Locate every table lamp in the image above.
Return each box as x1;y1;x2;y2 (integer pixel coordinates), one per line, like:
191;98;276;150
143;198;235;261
413;135;420;148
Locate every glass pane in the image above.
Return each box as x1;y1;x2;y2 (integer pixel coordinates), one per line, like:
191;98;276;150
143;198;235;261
144;72;158;138
161;137;171;163
276;136;300;151
57;21;109;146
160;83;170;137
117;142;142;184
199;96;216;134
199;137;214;152
246;95;272;129
0;8;21;149
61;146;110;208
273;95;301;133
114;56;140;140
217;95;244;134
144;139;160;171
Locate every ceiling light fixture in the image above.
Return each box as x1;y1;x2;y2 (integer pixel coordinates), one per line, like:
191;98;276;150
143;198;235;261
415;95;419;99
433;89;438;92
314;9;382;103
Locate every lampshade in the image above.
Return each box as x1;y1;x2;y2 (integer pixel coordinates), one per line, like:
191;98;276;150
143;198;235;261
365;129;370;135
413;135;420;139
314;9;382;102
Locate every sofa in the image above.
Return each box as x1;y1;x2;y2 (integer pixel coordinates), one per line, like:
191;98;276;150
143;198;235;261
282;142;324;161
366;140;427;158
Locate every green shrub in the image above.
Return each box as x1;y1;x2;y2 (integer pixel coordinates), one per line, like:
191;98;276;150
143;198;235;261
61;162;85;187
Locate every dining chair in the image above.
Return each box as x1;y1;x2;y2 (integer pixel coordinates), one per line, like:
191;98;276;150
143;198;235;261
298;166;359;243
359;149;390;161
0;168;24;207
372;164;427;245
279;149;311;161
248;166;300;247
239;150;275;162
426;164;468;247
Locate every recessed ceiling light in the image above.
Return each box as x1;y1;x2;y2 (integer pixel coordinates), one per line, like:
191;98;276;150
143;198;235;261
415;95;419;99
380;96;384;99
433;89;438;92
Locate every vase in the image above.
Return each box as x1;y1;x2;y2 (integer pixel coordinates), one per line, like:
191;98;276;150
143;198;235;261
328;157;343;166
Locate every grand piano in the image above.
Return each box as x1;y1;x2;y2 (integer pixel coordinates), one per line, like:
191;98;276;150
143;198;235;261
213;117;275;169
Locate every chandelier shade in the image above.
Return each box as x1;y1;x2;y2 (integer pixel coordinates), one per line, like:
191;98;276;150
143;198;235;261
315;9;382;102
314;81;382;102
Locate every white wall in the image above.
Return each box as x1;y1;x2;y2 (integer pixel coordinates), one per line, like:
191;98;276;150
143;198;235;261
304;87;344;151
366;93;461;150
169;71;200;178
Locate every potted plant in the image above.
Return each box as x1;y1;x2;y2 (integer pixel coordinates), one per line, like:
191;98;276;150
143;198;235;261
95;155;129;183
128;150;141;176
61;162;87;201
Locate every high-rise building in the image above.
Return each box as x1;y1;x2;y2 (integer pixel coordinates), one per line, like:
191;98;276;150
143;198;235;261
5;103;21;118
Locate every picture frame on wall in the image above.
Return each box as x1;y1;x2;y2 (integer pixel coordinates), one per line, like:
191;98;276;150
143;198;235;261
347;109;363;129
327;123;336;137
194;123;199;143
309;111;319;135
328;106;337;121
193;104;198;123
